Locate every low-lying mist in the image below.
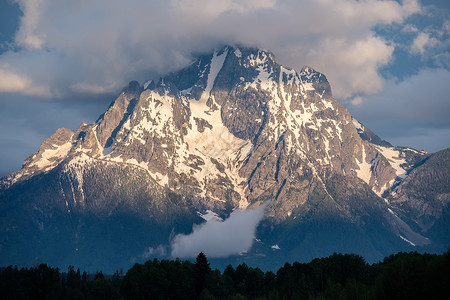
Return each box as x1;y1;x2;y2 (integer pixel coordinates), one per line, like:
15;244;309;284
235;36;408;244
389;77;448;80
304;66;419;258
170;202;268;258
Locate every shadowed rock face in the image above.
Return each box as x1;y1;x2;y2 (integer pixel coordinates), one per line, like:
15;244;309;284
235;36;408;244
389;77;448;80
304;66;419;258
1;45;447;272
388;149;450;235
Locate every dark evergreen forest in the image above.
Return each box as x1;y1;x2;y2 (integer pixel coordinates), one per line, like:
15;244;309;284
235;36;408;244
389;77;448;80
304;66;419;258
1;250;449;299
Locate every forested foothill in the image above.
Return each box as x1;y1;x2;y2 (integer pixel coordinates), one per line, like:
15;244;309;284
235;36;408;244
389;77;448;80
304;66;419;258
1;250;449;299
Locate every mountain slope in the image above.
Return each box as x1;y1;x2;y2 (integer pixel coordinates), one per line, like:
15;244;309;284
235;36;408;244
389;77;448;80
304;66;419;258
0;45;446;271
387;148;450;247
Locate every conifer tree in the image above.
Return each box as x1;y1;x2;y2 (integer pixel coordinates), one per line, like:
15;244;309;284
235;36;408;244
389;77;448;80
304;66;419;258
194;252;211;295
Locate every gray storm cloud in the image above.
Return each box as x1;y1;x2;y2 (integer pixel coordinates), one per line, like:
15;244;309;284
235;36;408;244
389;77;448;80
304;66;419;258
170;203;268;259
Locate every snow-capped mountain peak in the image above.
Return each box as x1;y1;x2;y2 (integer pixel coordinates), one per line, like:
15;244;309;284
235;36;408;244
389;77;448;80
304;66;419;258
2;46;445;272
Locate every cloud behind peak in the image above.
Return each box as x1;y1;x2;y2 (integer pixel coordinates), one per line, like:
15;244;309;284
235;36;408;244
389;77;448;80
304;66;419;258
2;0;423;99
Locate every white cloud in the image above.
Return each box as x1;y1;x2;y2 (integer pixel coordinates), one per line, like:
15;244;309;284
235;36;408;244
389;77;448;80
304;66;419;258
141;245;168;259
303;35;394;98
443;20;450;35
351;96;364;105
70;82;120;94
0;0;422;99
0;65;51;96
170;203;267;258
170;0;277;21
402;24;419;33
411;32;439;54
14;0;46;49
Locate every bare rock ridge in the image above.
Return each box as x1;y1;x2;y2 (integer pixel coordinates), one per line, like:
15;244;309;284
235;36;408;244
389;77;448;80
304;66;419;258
0;45;448;271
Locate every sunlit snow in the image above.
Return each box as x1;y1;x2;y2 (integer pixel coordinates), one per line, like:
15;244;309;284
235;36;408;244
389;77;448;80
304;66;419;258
355;144;372;184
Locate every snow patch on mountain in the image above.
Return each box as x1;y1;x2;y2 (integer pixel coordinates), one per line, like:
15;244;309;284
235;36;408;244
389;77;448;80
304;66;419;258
30;141;73;171
355;145;372;184
143;80;153;90
271;244;280;250
375;146;409;194
198;210;222;222
376;146;407;179
64;154;93;204
234;48;242;58
352;118;364;132
400;235;416;246
178;48;251;205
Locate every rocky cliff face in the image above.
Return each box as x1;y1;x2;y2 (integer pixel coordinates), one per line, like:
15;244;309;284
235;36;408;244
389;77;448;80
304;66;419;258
1;45;446;271
387;149;450;245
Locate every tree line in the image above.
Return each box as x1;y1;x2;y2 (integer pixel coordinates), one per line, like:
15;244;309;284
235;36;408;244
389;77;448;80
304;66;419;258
1;250;449;299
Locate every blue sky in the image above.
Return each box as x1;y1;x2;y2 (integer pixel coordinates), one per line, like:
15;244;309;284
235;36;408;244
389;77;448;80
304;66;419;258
0;0;449;177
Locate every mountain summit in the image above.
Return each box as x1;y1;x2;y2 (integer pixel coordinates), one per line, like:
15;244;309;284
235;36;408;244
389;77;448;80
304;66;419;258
1;46;448;271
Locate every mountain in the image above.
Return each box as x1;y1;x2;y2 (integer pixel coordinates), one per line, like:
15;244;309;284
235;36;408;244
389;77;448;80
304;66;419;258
1;45;448;272
386;148;450;247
